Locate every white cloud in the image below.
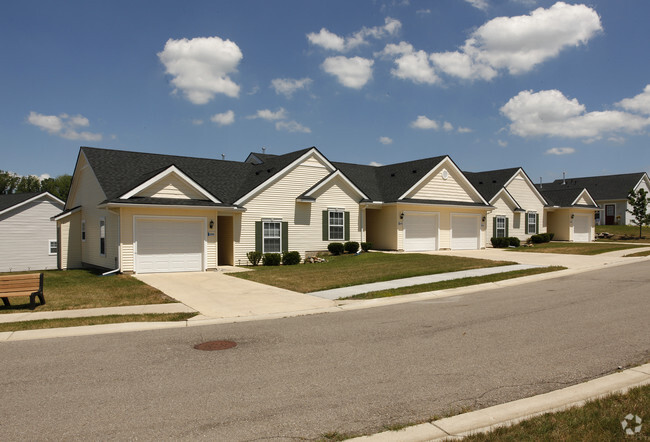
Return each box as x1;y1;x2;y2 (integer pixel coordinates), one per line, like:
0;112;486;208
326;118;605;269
378;136;393;145
617;84;650;115
271;77;313;98
501;89;650;139
158;36;243;104
27;111;102;141
465;0;488;11
192;119;204;125
307;17;401;52
546;147;575;155
248;108;288;121
275;120;311;133
416;9;431;15
443;121;454;131
381;2;601;84
322;56;374;89
369;161;383;167
458;126;473;133
497;139;508;147
410;115;439;130
210;110;235;126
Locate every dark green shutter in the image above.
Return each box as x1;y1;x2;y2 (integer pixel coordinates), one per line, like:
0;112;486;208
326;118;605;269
525;213;529;234
344;212;350;241
282;222;288;252
505;218;509;237
322;210;328;241
535;213;539;234
255;221;262;252
492;217;497;238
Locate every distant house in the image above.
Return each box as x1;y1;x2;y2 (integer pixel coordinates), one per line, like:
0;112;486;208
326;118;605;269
539;187;599;242
542;173;650;225
0;192;65;272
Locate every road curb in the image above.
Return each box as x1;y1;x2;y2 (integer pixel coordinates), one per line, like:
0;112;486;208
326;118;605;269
351;363;650;441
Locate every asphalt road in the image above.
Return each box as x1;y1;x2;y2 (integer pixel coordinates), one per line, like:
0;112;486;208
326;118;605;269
1;261;649;441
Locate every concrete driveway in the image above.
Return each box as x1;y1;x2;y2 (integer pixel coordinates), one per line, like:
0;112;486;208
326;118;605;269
135;269;336;319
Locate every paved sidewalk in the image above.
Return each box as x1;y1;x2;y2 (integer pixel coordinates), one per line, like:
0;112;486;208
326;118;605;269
309;264;540;299
352;363;650;441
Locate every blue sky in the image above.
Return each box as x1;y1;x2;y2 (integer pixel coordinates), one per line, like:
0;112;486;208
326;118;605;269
2;0;650;184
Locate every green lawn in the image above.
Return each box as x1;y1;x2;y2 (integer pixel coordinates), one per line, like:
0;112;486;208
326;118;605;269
507;242;643;255
624;249;650;257
233;252;515;293
342;266;565;300
596;224;650;243
0;312;196;332
0;269;174;313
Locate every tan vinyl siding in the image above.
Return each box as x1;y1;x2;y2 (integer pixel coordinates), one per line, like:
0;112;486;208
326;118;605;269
484;195;519;246
547;209;571;240
366;206;398;250
0;199;63;272
504;172;547;240
134;173;205;200
409;167;479;203
575;193;590;206
58;211;82;270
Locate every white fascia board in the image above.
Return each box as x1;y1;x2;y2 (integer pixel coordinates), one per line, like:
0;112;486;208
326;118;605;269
398;156;489;205
303;170;368;200
119;165;221;203
0;192;64;216
51;205;82;221
504;168;549;206
633;173;650;192
489;187;522;210
234;148;336;206
102;202;245;212
571;188;598;206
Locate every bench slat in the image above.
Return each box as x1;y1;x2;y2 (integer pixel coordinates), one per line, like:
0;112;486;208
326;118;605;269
0;274;41;281
0;291;35;298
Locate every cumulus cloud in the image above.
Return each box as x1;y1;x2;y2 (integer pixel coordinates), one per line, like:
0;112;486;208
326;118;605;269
276;120;311;133
192;119;204;125
378;136;393;145
443;121;454;131
158;36;243;104
497;139;508;147
247;108;288;121
322;56;374;89
271;77;313;98
307;17;401;52
380;2;601;84
501;89;650;139
546;147;575;155
27;112;102;141
410;115;439;130
210;110;235;126
617;84;650;115
457;126;473;133
465;0;488;11
369;161;383;167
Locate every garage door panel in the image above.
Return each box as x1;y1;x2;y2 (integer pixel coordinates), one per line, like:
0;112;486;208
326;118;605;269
404;213;438;251
573;215;590;242
451;215;480;250
135;219;204;273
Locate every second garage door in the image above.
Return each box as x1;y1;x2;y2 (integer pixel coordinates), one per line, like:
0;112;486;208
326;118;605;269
451;214;480;250
573;214;591;242
403;213;438;251
135;218;204;273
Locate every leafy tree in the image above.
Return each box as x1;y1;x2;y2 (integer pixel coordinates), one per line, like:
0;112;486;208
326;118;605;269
40;174;72;201
626;188;650;238
0;170;20;194
16;175;41;193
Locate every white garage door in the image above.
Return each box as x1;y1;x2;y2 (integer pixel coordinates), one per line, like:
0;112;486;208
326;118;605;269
451;215;480;250
573;214;591;242
135;218;204;273
404;213;438;251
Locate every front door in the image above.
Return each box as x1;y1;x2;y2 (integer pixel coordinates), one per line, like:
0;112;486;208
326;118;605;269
605;204;615;225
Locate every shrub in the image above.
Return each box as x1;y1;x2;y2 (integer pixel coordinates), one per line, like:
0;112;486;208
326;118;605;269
530;233;552;244
262;253;281;266
508;237;520;247
548;232;555;241
246;251;262;266
328;242;344;255
344;241;359;254
491;237;509;248
282;251;301;265
360;242;372;252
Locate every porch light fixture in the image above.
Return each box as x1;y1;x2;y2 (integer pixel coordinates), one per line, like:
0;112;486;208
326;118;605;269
400;212;404;219
571;214;575;219
482;216;486;222
209;220;214;229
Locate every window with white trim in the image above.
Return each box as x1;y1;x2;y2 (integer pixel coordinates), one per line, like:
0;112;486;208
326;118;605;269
262;219;281;253
527;212;537;234
495;216;506;238
99;217;106;256
328;209;344;240
81;219;86;241
48;240;58;255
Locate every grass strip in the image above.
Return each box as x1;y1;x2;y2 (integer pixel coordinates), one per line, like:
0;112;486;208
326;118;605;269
624;249;650;257
507;242;643;255
0;313;197;332
341;266;565;300
234;252;515;293
462;384;650;441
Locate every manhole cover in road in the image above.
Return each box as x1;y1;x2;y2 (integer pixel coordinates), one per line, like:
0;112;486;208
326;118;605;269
194;340;237;351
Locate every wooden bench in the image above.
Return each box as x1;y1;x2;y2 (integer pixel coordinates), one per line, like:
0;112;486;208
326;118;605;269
0;273;45;310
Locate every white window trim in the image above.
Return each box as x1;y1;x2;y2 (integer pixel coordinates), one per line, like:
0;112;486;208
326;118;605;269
99;217;106;256
81;219;86;242
527;212;537;234
328;208;345;241
262;218;282;254
495;216;506;238
48;239;58;256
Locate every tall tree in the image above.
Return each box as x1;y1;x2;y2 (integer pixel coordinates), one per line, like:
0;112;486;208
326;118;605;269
40;174;72;201
16;175;41;193
626;188;650;238
0;170;20;194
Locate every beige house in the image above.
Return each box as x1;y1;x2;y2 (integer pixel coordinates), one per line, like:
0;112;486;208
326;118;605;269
540;187;599;242
55;146;496;273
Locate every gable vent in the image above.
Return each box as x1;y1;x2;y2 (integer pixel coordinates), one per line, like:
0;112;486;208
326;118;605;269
492;180;497;183
412;169;417;173
391;173;395;177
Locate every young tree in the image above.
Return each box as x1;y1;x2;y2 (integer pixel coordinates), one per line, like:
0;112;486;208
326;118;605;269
626;188;650;238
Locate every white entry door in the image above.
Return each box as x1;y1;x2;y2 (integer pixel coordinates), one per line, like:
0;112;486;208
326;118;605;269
573;214;591;242
135;218;204;273
451;214;480;250
403;213;438;251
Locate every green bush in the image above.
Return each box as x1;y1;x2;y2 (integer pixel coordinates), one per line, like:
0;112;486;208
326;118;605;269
262;253;281;266
344;241;360;254
491;237;521;248
360;242;372;252
508;237;521;247
246;251;262;266
328;242;344;255
282;251;301;265
530;233;552;244
548;232;555;241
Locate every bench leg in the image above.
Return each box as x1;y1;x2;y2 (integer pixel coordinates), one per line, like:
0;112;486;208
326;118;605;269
29;294;36;310
38;292;45;306
1;297;9;307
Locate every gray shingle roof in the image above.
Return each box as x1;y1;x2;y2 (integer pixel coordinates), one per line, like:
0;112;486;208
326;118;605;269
0;192;47;212
540;188;598;208
463;168;522;202
541;172;648;200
